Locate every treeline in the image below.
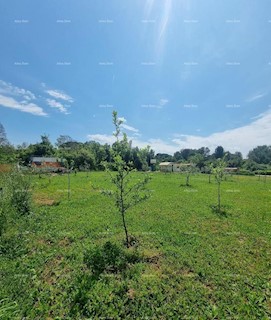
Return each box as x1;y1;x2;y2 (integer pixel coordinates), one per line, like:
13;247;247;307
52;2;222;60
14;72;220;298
157;145;271;174
0;123;271;173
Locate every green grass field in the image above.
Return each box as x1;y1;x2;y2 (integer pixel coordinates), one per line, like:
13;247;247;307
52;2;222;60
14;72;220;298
1;172;271;319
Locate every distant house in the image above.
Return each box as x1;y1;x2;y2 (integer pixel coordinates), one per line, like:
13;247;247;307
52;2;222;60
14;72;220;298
173;163;193;172
31;157;64;172
159;162;174;172
224;167;239;173
159;162;193;173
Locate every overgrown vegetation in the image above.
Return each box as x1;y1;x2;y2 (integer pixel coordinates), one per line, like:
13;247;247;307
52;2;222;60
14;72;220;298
0;167;32;238
83;241;141;276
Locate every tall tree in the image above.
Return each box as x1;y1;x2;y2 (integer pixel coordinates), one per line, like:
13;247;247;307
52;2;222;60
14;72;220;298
56;135;74;148
32;135;55;156
248;145;271;164
0;123;9;146
214;146;224;159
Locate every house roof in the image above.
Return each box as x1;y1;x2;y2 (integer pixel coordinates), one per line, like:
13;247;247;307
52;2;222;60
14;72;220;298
32;157;59;163
159;162;173;166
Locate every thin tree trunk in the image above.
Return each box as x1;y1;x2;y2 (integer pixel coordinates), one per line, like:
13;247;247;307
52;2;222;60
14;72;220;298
121;210;129;248
68;172;70;200
120;173;129;247
218;182;221;212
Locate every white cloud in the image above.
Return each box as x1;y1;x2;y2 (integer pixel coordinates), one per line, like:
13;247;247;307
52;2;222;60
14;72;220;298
118;116;126;123
117;116;139;133
46;89;74;102
87;133;177;154
172;107;271;156
0;80;36;100
247;92;266;102
121;124;139;133
46;99;70;114
87;134;116;145
0;94;47;116
87;107;271;157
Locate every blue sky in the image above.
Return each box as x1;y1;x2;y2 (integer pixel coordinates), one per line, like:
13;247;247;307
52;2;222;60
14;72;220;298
0;0;271;157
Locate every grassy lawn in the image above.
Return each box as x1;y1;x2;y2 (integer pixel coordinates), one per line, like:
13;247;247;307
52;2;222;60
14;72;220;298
1;171;270;319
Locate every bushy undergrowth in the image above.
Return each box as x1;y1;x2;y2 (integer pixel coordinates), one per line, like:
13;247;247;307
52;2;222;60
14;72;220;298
0;167;32;238
6;168;32;216
83;241;141;276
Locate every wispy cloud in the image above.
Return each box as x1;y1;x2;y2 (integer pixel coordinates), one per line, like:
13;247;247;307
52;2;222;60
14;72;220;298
118;116;139;133
0;94;47;116
0;80;47;116
46;99;70;114
246;92;267;102
121;123;139;133
46;89;74;102
0;80;36;100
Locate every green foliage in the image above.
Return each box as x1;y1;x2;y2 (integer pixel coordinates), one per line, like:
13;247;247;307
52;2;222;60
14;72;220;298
0;298;19;319
248;145;271;164
0;210;7;237
179;164;199;186
214;146;225;159
0;184;8;237
83;241;140;276
6;168;32;216
211;157;227;213
103;111;151;247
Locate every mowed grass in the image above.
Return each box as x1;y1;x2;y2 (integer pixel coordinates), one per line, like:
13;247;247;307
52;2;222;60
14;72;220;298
1;171;271;319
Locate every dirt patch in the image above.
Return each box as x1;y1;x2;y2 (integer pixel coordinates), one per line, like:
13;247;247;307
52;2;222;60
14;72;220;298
58;237;73;247
37;238;54;246
127;288;136;300
181;268;196;278
0;164;11;173
42;255;64;285
34;198;60;206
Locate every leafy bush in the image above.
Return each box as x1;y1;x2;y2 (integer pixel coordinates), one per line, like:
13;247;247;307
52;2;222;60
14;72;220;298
83;241;141;276
6;168;32;216
0;183;9;237
255;170;271;176
238;169;254;176
0;209;7;237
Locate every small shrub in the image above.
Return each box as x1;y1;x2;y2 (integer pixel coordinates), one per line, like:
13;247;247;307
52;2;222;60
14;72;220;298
6;168;32;216
83;241;141;276
0;209;7;237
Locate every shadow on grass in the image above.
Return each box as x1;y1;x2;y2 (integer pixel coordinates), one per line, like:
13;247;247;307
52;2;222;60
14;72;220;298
179;183;192;187
210;205;231;218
